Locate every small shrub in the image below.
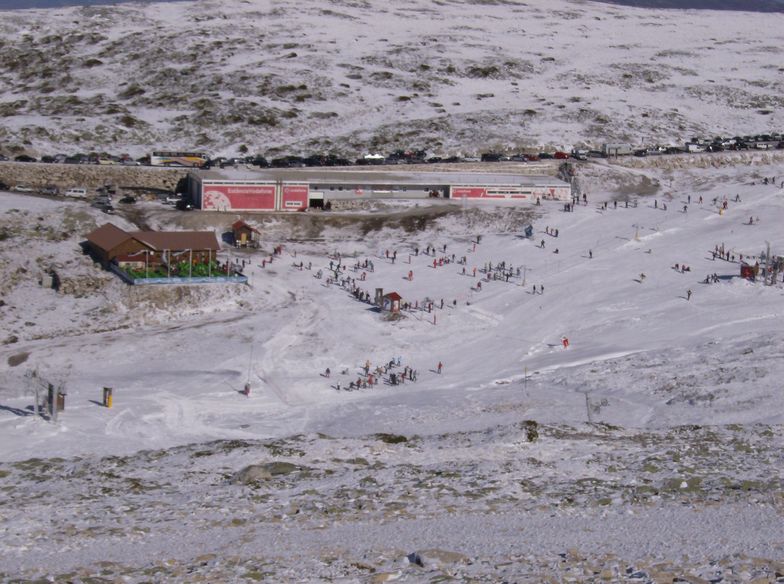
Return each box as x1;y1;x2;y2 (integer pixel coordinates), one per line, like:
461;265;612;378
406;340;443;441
522;420;539;442
119;114;139;127
466;65;500;78
374;433;407;444
119;83;145;99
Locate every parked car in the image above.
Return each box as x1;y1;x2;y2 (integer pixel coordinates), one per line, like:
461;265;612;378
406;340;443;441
553;151;570;159
13;184;35;192
65;187;88;198
119;196;137;204
481;152;503;162
14;155;36;163
0;181;9;190
40;185;59;195
0;154;9;161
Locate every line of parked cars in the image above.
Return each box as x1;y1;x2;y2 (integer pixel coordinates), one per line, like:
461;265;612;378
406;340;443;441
0;153;141;165
2;131;783;171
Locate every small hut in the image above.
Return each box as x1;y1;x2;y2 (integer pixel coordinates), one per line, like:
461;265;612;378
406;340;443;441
382;292;402;314
740;262;760;280
232;220;260;248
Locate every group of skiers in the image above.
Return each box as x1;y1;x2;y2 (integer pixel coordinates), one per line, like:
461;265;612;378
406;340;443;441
327;357;428;390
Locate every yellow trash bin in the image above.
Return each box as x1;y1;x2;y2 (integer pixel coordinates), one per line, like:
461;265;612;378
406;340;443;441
103;387;113;408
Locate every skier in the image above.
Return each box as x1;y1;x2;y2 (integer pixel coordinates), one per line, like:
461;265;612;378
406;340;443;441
589;250;593;259
325;367;331;378
687;289;692;301
562;337;569;349
437;361;443;374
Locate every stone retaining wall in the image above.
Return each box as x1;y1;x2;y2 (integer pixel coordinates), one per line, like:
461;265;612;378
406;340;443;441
0;161;186;193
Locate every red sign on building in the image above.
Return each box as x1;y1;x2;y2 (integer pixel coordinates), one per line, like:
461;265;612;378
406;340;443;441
452;187;488;198
282;185;309;211
201;184;276;211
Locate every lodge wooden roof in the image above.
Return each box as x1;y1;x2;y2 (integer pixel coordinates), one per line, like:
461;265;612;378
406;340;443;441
129;231;220;252
384;292;402;301
85;224;220;255
85;223;134;252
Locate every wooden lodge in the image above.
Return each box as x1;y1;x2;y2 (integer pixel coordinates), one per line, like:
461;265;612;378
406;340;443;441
83;223;221;270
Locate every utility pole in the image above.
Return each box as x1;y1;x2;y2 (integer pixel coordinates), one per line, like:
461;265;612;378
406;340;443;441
582;391;593;424
765;241;771;285
48;383;57;423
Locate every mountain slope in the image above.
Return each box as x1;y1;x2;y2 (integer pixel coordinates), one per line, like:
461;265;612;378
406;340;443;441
0;0;782;157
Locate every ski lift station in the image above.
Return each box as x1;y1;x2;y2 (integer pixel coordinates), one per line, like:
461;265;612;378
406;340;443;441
186;168;572;212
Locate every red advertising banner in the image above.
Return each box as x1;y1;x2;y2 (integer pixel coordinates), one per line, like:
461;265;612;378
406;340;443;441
202;184;276;210
452;187;488;198
282;185;309;211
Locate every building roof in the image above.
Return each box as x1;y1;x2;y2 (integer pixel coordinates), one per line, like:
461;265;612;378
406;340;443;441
232;219;260;233
193;168;567;188
86;224;220;255
384;292;403;301
129;231;220;252
85;223;133;252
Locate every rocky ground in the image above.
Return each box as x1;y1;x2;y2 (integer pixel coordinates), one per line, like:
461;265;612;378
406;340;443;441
0;421;782;582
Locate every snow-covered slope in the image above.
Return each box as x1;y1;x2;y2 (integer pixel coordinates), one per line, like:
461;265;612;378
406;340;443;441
0;0;783;157
1;157;783;579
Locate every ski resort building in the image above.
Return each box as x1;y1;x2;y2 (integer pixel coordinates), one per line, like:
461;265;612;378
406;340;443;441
83;223;220;269
186;168;572;212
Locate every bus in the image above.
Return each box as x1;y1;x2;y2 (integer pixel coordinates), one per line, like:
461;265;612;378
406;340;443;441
150;151;209;168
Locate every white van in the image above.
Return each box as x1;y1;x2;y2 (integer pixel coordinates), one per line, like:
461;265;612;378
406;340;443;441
65;187;88;198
